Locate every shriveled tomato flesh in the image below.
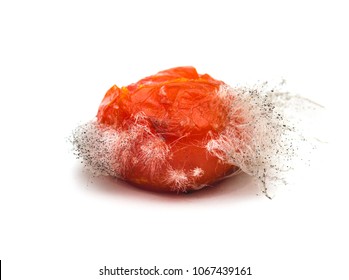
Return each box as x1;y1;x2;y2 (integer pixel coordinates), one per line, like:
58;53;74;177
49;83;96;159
97;66;236;192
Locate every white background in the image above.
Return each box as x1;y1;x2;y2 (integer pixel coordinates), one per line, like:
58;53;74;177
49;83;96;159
0;0;348;279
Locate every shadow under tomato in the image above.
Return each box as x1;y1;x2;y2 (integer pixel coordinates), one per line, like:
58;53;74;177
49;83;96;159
73;164;260;203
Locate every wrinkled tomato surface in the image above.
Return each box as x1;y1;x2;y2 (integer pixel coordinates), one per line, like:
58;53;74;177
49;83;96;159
97;66;236;192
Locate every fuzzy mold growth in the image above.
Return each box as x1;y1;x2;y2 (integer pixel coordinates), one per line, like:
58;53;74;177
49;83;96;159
71;66;319;196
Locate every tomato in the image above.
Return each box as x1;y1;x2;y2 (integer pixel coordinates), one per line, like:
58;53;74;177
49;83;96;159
96;67;237;192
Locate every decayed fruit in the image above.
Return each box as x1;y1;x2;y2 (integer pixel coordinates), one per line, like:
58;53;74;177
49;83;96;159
96;66;239;192
72;66;315;197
